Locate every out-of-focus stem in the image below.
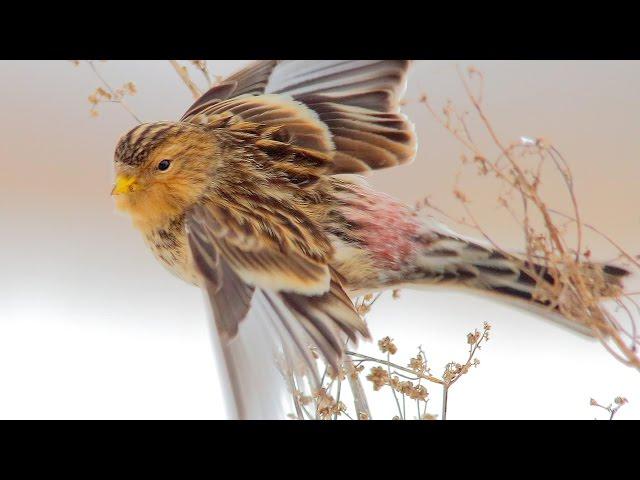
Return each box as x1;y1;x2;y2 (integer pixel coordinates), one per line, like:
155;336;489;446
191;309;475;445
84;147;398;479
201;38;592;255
343;357;372;420
169;60;201;100
442;385;449;420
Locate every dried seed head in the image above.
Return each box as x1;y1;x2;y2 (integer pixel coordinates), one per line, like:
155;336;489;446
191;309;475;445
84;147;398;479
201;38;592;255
378;336;398;355
366;366;389;391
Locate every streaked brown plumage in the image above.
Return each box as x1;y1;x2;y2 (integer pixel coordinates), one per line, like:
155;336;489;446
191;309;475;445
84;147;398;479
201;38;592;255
112;61;628;417
113;61;419;374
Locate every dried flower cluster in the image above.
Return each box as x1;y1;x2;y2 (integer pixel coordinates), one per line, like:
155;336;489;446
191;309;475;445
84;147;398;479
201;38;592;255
87;82;137;118
314;388;348;419
354;293;381;316
345;320;491;420
378;336;398;355
72;61;141;122
282;288;478;420
72;60;219;122
442;322;490;387
590;396;629;420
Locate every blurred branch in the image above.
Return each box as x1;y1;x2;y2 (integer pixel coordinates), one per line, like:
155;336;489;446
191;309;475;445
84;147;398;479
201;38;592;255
590;396;628;420
169;60;202;100
190;60;215;88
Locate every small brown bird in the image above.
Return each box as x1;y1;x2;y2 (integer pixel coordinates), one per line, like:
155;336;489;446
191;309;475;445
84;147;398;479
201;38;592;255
112;61;627;417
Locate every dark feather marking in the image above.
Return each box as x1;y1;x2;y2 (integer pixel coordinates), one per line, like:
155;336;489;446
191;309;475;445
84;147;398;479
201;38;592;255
517;269;538;286
281;294;343;362
424;249;459;257
523;262;556;285
491;285;534;302
603;265;630;277
440;271;457;281
475;264;516;276
466;243;491;254
456;268;477;280
326;226;358;245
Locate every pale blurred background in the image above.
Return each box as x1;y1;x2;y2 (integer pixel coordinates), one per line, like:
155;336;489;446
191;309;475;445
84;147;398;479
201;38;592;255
1;60;639;419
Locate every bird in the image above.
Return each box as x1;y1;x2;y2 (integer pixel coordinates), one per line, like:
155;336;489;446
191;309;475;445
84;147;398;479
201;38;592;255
112;60;628;417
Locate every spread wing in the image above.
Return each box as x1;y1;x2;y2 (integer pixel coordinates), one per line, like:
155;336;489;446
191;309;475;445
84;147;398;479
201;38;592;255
186;198;369;418
182;60;416;173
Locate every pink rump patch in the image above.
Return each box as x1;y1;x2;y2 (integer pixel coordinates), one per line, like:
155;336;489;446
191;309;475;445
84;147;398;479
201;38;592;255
339;184;420;270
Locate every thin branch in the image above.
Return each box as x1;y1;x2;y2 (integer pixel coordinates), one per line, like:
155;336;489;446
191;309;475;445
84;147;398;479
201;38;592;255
86;61;142;123
346;351;444;385
191;60;214;88
441;386;449;421
169;60;201;100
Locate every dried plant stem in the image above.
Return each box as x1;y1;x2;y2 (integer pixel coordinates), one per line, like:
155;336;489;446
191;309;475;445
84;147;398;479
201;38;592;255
286;373;304;420
192;60;214;88
457;66;567;256
169;60;201;100
346;351;444;385
86;61;142;123
333;379;342;421
441;325;489;419
343;357;372;420
549;209;640;271
386;353;404;419
590;396;628;420
441;386;449;420
355;326;488;419
421;65;640;369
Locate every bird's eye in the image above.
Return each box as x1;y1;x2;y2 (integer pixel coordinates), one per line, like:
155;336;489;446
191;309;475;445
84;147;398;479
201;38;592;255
158;159;171;171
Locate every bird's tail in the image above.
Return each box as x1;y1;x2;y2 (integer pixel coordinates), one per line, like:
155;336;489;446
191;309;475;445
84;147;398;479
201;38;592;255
399;224;630;335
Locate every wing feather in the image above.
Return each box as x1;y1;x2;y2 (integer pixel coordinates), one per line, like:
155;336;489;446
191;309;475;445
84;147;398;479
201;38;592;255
181;60;416;173
185;202;368;371
179;61;394;417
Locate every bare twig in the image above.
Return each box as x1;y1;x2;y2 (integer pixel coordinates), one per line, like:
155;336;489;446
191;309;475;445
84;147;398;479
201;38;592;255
421;65;640;370
85;61;142;123
590;396;628;420
169;60;201;100
190;60;215;88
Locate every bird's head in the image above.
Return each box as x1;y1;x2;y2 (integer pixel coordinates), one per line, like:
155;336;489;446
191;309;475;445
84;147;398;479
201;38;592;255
112;121;218;227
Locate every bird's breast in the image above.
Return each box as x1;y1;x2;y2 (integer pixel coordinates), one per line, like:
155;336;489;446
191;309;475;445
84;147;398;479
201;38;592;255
143;214;200;286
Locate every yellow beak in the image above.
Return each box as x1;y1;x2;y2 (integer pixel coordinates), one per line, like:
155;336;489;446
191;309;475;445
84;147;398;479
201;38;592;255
111;175;138;196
